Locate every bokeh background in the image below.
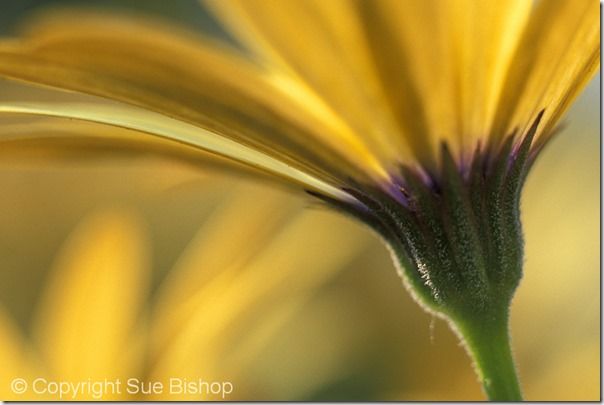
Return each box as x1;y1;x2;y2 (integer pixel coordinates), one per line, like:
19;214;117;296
0;1;599;401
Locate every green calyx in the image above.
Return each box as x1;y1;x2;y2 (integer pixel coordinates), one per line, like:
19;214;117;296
333;111;542;321
310;111;545;400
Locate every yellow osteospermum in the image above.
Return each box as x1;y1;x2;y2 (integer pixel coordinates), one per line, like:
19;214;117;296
0;210;149;401
0;183;369;400
0;0;598;401
0;1;597;193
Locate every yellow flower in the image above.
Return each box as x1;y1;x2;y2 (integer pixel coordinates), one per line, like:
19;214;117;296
0;182;369;400
0;0;598;401
0;0;598;197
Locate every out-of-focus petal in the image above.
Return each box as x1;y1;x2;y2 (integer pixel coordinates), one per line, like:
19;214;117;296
0;306;35;400
0;12;387;184
32;210;149;399
148;203;369;399
150;182;303;354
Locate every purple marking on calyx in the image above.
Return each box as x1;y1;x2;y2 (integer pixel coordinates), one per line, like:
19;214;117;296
413;165;441;193
508;140;522;168
340;189;372;213
383;178;410;208
458;147;472;179
350;198;371;213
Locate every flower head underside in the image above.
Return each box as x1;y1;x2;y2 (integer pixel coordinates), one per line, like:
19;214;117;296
0;0;599;400
0;0;598;204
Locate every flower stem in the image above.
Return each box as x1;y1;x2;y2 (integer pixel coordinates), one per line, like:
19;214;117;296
455;309;522;401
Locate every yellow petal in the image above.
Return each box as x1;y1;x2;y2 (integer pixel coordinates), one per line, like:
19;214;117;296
33;210;149;397
149;205;369;398
0;114;312;190
492;0;600;147
206;0;535;164
451;0;531;147
0;96;351;202
0;305;34;400
150;182;302;353
0;12;387;183
205;0;410;169
362;0;531;160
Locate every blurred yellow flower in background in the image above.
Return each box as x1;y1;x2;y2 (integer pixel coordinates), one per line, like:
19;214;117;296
0;180;369;400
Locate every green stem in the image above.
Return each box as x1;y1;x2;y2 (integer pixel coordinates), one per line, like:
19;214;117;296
456;309;522;401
